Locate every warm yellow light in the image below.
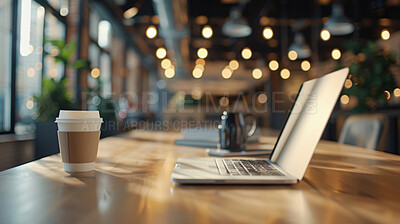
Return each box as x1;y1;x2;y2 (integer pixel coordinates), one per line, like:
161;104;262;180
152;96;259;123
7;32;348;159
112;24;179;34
269;60;279;71
50;48;59;57
257;93;268;104
91;68;100;78
241;48;252;60
26;99;34;110
394;88;400;97
263;27;273;39
195;16;208;25
331;48;341;60
320;29;330;41
161;59;172;69
196;58;205;66
384;90;391;100
191;88;202;100
197;48;208;59
146;25;157;39
195;64;204;71
221;67;232;79
123;7;138;19
202;25;213;39
36;62;42;70
252;68;262;79
301;60;311;72
60;7;69;16
219;97;229;107
27;68;35;77
50;68;57;78
340;95;350;104
288;50;298;61
164;68;175;78
280;69;290;79
156;47;167;59
381;29;390;40
229;60;239;70
192;68;203;79
344;79;353;89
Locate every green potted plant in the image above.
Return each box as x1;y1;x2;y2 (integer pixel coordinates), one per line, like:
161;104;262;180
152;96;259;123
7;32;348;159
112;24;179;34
337;40;397;113
34;40;89;159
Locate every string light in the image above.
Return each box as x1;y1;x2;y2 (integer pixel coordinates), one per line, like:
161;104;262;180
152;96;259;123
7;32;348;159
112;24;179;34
221;67;232;79
192;68;203;79
219;97;229;107
269;60;279;71
156;47;167;59
123;7;138;19
202;25;213;39
320;29;331;41
340;95;350;104
91;68;100;78
257;93;268;104
263;27;273;39
191;88;202;100
197;48;208;59
280;69;290;79
146;25;157;39
381;29;390;40
161;59;172;69
331;49;341;60
229;60;239;70
301;60;311;71
26;98;34;109
394;88;400;97
164;68;175;78
60;7;69;16
344;79;352;89
384;90;391;100
241;48;252;60
27;68;35;77
252;68;262;79
195;64;204;71
288;50;298;61
196;58;205;66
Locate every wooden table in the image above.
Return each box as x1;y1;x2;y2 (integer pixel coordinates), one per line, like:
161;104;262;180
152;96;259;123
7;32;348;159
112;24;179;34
0;130;399;224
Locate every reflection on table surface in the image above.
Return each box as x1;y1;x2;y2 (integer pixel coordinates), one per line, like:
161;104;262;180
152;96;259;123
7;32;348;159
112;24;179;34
0;130;399;223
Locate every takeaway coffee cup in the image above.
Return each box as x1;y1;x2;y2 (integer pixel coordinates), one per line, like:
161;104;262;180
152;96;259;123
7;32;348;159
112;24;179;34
55;110;103;172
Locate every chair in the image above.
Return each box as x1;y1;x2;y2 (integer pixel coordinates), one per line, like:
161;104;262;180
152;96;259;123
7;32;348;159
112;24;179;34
338;114;387;150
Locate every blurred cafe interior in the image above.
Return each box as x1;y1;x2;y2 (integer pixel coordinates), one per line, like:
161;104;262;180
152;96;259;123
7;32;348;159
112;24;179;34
1;0;400;222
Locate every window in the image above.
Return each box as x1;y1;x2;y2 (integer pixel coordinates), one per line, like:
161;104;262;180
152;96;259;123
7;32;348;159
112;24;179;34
98;20;111;49
0;0;12;133
88;9;112;98
13;0;66;135
15;0;45;134
43;12;66;80
100;53;112;97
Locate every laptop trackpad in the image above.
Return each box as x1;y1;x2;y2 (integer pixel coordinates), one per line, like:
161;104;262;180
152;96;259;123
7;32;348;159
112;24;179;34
176;158;219;175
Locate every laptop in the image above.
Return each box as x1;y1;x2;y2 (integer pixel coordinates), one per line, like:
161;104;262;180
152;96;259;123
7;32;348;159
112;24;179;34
171;68;349;184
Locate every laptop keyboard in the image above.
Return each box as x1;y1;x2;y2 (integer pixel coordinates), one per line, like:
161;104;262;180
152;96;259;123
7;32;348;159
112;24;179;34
218;159;284;176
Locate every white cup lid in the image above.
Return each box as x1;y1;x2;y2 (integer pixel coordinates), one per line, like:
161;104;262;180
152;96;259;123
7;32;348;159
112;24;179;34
56;110;103;123
55;118;103;123
58;110;100;119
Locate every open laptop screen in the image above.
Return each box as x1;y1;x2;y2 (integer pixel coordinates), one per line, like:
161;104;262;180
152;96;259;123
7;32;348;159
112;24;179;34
269;68;349;180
